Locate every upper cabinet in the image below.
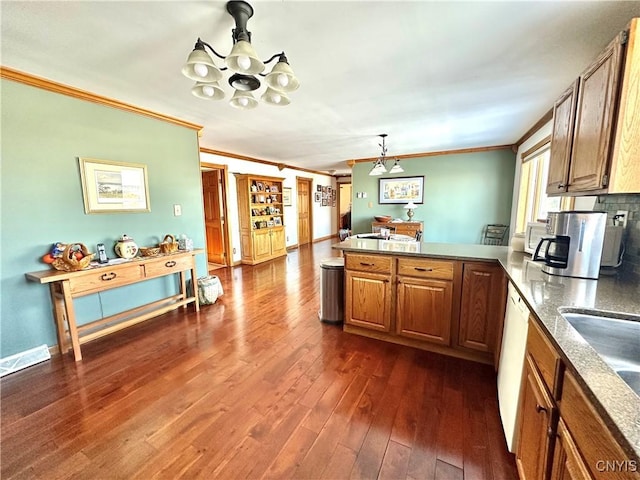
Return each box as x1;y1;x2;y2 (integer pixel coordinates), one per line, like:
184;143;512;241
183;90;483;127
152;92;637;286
547;18;640;196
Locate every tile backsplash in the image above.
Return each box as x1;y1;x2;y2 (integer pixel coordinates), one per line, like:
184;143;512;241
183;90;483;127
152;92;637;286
594;194;640;277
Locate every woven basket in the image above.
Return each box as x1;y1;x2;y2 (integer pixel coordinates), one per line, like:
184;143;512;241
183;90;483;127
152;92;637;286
159;234;178;254
139;246;161;257
51;243;95;271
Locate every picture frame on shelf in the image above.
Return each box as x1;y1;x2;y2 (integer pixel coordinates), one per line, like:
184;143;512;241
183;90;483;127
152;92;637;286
267;220;275;227
273;217;282;226
78;157;150;214
379;176;424;204
270;185;278;193
256;182;264;191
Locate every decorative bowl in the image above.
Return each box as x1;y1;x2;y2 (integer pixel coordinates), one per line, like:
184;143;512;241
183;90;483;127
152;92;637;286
374;215;392;222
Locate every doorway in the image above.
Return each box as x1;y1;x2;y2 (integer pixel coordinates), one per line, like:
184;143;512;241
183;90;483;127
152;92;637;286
201;163;231;269
337;182;352;232
296;177;313;246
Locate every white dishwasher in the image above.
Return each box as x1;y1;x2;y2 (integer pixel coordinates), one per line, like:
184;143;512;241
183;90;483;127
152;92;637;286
497;281;530;453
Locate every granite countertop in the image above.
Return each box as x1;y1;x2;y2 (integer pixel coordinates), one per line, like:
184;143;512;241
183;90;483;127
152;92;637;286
334;239;640;459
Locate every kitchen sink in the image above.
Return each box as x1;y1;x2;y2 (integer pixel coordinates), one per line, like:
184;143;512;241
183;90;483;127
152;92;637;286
560;311;640;396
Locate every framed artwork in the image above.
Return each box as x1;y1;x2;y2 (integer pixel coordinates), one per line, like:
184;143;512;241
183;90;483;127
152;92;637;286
322;198;328;206
282;187;292;206
315;192;321;202
78;157;150;214
378;176;424;204
317;185;322;192
273;216;282;226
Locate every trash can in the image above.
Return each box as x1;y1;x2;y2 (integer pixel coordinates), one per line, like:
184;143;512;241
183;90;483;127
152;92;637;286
319;257;345;324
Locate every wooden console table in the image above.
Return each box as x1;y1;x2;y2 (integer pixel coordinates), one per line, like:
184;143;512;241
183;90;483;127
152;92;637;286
26;249;204;361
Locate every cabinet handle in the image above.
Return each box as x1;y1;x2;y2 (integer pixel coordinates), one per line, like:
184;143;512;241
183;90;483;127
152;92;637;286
165;261;177;268
101;272;117;281
359;262;374;266
557;184;566;189
535;404;547;414
414;267;433;272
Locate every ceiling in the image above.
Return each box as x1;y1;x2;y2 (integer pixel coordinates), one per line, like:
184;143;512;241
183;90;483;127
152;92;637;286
2;1;639;175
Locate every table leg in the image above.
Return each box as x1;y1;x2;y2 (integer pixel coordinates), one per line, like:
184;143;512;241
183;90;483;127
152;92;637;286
49;283;69;355
61;280;82;361
191;265;200;312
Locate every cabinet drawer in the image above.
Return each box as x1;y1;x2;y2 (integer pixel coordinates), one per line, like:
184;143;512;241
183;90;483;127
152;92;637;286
68;264;144;295
527;320;561;396
144;255;193;278
345;254;392;274
396;225;420;237
397;258;453;280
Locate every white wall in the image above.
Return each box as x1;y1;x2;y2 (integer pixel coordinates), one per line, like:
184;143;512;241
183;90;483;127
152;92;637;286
200;151;336;264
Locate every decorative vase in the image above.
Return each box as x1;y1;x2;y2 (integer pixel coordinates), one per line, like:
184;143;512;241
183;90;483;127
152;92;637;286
114;234;138;259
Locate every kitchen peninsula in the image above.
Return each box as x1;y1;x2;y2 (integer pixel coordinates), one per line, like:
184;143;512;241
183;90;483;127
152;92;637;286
334;238;640;476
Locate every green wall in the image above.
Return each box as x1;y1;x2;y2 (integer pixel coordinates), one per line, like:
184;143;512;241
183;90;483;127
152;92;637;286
0;79;207;358
351;149;516;243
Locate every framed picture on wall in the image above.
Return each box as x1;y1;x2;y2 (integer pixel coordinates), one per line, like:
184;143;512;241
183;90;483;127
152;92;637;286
78;157;150;214
378;176;424;204
282;187;292;206
317;185;322;192
314;192;321;202
322;198;327;206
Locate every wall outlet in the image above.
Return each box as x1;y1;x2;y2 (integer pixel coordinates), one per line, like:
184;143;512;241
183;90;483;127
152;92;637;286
173;204;182;216
614;210;628;228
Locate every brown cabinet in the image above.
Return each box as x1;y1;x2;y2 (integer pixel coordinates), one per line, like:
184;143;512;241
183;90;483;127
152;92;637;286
396;258;454;345
343;253;506;365
515;319;640;480
235;174;286;265
551;419;592;480
517;355;558;480
458;262;506;355
516;320;561;480
371;221;423;237
557;370;640;480
548;21;640;195
344;254;393;332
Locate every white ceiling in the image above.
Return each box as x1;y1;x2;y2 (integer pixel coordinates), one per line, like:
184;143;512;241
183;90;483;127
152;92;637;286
2;1;639;174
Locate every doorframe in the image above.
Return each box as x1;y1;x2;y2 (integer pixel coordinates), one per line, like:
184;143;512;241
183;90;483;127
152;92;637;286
296;176;314;246
336;177;352;232
201;162;232;267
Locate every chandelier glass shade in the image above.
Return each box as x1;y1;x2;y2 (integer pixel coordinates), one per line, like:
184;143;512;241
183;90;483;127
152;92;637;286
368;134;404;176
181;1;299;109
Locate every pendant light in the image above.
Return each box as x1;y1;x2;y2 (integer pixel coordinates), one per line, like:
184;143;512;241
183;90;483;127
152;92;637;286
368;134;403;176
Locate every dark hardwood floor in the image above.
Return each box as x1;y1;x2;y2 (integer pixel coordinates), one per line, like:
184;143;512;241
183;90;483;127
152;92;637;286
1;239;517;479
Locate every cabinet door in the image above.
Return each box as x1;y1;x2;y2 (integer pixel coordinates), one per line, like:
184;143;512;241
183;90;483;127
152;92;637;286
548;80;579;194
396;277;452;345
551;419;593;480
270;227;286;257
252;230;272;261
459;263;505;352
345;270;392;332
516;355;557;480
568;33;625;193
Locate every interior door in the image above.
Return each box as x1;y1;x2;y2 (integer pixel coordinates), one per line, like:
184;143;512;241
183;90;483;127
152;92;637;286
202;170;226;265
297;178;312;245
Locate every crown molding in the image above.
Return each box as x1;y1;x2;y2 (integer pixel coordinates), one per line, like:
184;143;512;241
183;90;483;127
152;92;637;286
199;147;334;177
349;144;514;164
0;66;203;131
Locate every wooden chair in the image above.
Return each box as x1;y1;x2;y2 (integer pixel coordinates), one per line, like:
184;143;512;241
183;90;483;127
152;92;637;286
482;224;508;245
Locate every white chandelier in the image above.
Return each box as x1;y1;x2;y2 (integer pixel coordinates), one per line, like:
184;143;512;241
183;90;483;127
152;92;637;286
181;1;299;109
369;134;404;176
